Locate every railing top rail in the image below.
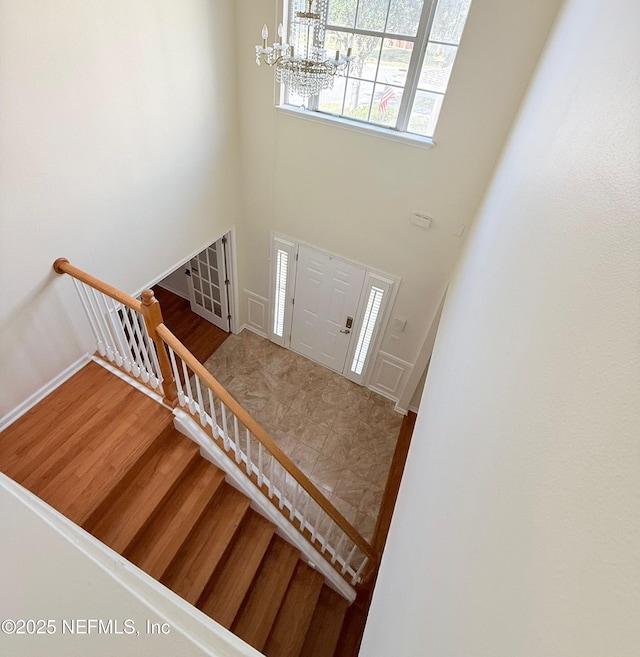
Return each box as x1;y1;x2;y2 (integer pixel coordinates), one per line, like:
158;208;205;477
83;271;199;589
54;258;143;313
157;323;377;563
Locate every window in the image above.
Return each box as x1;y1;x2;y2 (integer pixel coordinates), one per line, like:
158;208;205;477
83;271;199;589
285;0;472;138
351;285;384;375
269;236;297;348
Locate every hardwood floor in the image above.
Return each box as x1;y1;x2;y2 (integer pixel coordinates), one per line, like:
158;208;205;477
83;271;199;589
0;361;174;521
0;361;356;657
153;285;229;364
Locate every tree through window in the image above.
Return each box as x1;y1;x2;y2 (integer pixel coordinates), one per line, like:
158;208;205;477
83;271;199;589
285;0;472;138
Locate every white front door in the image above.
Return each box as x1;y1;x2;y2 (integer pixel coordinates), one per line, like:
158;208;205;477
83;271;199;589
186;237;230;332
290;245;366;373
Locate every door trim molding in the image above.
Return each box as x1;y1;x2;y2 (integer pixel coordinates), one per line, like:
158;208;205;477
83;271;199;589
140;227;239;334
268;232;401;386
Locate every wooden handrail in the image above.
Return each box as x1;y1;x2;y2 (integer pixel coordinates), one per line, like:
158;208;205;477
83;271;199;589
156;322;377;564
53;259;178;406
54;258;143;313
53;257;377;572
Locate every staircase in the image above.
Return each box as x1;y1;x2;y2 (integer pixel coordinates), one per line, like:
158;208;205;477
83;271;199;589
0;362;350;657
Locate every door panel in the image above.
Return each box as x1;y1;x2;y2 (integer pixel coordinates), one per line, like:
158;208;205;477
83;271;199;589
290;246;366;373
186;238;229;332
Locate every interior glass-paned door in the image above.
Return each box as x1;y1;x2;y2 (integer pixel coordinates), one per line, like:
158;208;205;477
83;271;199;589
186;238;229;332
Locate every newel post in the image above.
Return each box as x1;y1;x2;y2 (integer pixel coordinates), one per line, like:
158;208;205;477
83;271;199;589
140;290;178;407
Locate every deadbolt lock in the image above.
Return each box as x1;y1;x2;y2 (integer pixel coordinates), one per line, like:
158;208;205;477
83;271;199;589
346;316;353;329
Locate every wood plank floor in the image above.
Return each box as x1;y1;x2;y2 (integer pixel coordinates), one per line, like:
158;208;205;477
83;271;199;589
153;285;229;363
0;361;175;525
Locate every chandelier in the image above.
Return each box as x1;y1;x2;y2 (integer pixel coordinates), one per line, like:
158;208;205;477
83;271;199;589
255;0;354;99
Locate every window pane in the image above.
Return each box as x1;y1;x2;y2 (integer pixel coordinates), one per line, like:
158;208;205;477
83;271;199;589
318;75;347;114
418;43;457;93
343;79;375;121
356;0;390;32
370;84;403;127
324;29;353;59
351;286;384;375
386;0;423;36
408;90;444;136
378;39;413;87
327;0;358;28
429;0;472;45
287;88;306;108
348;34;383;81
273;249;289;337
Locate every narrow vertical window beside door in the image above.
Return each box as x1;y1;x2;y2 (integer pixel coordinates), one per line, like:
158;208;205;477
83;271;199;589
351;286;384;375
269;235;297;348
273;249;289;337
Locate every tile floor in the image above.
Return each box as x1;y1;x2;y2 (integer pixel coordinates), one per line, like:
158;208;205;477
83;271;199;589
203;330;403;541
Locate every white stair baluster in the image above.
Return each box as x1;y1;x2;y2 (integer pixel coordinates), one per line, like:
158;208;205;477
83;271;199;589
257;442;264;487
279;468;286;510
95;291;123;366
87;286;115;362
181;361;196;413
331;533;346;565
233;416;241;464
245;428;252;475
208;389;219;437
131;311;157;387
118;307;144;378
268;455;275;499
194;375;207;426
104;298;132;371
220;402;230;451
352;555;369;585
342;545;358;575
73;280;104;356
168;347;186;406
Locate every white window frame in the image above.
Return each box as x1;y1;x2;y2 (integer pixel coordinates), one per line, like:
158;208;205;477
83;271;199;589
268;233;399;385
268;236;298;348
281;0;472;139
344;272;396;385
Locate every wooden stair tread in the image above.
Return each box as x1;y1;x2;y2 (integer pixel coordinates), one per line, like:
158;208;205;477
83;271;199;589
300;585;350;657
232;536;300;651
34;394;171;525
197;510;276;627
161;483;251;604
83;427;199;553
124;459;225;580
263;561;325;657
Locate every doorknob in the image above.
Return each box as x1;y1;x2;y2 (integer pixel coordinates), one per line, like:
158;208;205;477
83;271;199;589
340;329;351;334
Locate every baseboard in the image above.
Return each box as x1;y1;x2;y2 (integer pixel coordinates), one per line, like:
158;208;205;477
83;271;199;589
0;354;91;433
157;282;189;301
408;404;420;414
238;323;268;339
393;402;409;416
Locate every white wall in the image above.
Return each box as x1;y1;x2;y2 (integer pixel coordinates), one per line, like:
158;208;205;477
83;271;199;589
159;268;191;300
0;0;240;416
234;0;563;382
0;475;262;656
361;0;640;653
